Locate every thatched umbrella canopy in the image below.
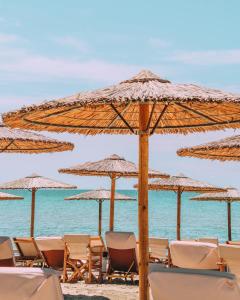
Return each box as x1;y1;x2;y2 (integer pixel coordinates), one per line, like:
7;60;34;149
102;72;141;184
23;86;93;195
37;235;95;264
0;120;73;153
0;173;76;236
177;135;240;161
4;69;240;300
59;154;168;231
191;188;240;241
144;173;225;240
0;192;23;200
65;189;135;236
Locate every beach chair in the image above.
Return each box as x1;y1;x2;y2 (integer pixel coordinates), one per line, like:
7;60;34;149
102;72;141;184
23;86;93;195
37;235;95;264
13;237;43;267
35;237;64;270
63;234;92;283
170;240;219;269
149;264;240;300
198;237;219;245
0;236;15;267
149;238;170;265
90;236;105;282
105;231;138;282
219;244;240;281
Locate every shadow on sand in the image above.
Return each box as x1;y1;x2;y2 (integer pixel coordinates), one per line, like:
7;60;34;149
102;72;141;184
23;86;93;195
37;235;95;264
64;295;110;300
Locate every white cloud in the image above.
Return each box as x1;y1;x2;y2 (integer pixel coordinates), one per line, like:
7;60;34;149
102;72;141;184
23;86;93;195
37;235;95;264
53;36;90;53
0;33;20;43
169;49;240;65
149;37;171;48
0;44;139;83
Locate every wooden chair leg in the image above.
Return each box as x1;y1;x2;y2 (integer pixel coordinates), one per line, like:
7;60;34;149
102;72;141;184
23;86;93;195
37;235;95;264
63;245;68;283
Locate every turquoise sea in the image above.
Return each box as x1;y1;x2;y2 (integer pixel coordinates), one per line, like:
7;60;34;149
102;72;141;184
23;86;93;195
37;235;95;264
0;189;239;243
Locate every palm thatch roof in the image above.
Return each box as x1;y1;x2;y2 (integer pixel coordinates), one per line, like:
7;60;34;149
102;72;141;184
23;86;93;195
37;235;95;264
191;188;240;202
0;120;74;153
0;173;77;190
59;154;169;178
3;70;240;135
177;135;240;161
141;173;225;192
65;189;136;201
0;192;23;200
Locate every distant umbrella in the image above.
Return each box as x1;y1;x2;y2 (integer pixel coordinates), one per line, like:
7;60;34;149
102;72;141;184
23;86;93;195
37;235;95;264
0;192;23;200
136;173;225;240
4;69;240;300
65;189;135;236
59;154;168;231
0;173;76;236
191;188;240;241
178;135;240;162
0;119;74;154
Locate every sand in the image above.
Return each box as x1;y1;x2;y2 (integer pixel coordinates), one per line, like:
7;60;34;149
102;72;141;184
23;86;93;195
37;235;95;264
62;281;139;300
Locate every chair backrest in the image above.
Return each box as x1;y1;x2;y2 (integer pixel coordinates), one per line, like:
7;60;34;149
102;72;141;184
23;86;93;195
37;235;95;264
63;234;90;260
149;264;240;300
35;237;65;269
198;237;219;245
170;241;219;270
149;238;169;260
219;244;240;279
13;237;40;258
105;231;138;273
0;236;15;266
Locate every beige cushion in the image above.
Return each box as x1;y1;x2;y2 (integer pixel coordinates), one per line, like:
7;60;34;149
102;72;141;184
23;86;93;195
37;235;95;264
149;266;240;300
219;244;240;281
170;240;219;269
0;267;63;300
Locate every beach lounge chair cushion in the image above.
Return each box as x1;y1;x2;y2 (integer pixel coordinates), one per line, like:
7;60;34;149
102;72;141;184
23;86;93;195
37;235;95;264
170;240;219;269
219;244;240;280
0;267;63;300
149;266;240;300
0;236;15;266
198;237;219;245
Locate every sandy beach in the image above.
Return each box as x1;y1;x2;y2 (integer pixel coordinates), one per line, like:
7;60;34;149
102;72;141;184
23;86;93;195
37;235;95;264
62;282;139;300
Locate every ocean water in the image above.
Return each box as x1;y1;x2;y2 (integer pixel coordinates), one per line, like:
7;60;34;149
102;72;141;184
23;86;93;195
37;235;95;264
0;189;239;243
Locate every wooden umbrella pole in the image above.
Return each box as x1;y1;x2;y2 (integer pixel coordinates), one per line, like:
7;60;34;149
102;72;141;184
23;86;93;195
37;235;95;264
109;175;116;231
227;201;232;241
98;200;103;236
138;103;149;300
177;187;182;240
30;188;36;237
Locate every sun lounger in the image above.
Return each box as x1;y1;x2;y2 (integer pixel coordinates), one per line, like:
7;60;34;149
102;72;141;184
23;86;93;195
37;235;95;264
35;237;64;269
149;238;170;265
105;231;138;282
63;234;92;283
170;240;219;269
0;267;63;300
219;244;240;281
13;237;43;267
198;237;219;245
0;236;15;266
149;264;240;300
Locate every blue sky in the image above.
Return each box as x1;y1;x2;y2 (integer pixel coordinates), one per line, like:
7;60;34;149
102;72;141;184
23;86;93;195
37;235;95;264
0;0;240;189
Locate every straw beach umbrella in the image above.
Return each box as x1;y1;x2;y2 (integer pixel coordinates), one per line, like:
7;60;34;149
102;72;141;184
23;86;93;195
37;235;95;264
145;174;225;240
0;120;74;153
191;188;240;241
59;154;168;231
65;189;136;236
178;135;240;161
4;70;240;300
0;192;23;200
0;174;76;236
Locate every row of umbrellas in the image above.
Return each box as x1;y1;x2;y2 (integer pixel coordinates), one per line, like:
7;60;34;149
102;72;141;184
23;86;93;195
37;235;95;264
3;69;240;300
